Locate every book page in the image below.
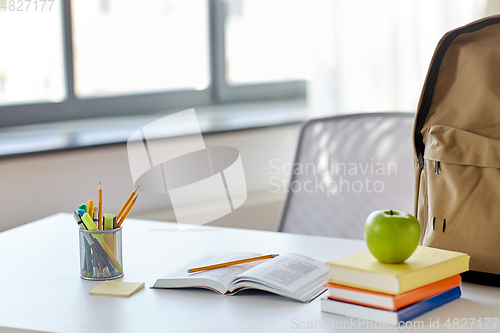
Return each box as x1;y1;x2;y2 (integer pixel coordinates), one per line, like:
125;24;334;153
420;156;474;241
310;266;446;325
155;253;262;292
233;253;328;295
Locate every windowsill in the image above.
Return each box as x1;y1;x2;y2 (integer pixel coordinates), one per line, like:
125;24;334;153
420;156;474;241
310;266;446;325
0;99;307;159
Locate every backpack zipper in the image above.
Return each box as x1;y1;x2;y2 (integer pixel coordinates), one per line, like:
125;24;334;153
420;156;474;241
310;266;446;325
415;16;500;169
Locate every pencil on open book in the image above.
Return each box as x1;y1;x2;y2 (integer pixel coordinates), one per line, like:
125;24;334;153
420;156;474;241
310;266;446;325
187;254;279;273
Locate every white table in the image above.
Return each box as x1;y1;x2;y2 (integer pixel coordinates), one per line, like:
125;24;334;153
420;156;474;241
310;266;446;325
1;213;499;333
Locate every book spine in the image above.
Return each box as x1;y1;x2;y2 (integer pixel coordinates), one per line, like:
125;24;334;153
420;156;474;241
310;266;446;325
398;286;462;322
327;295;395;311
393;275;461;310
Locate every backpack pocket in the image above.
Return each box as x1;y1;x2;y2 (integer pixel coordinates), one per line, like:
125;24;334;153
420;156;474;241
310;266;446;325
422;124;500;273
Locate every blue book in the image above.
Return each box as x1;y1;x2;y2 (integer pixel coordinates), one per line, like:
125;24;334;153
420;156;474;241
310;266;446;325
321;286;461;325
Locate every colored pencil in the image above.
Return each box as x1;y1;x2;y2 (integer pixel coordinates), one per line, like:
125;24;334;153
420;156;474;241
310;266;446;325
116;186;139;222
116;195;138;228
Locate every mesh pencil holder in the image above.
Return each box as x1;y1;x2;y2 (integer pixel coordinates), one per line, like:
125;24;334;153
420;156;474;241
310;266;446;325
78;227;123;280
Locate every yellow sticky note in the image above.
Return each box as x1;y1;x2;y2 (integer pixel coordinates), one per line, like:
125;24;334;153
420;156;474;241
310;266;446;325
89;281;145;297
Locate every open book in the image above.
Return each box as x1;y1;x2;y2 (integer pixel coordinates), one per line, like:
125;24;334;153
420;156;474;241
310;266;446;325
152;253;328;302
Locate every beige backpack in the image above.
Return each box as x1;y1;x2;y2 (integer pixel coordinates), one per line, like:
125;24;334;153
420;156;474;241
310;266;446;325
414;15;500;280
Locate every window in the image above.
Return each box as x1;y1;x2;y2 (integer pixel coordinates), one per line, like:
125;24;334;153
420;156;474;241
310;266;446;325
2;0;496;128
0;1;65;106
0;0;306;128
225;0;311;84
72;0;210;96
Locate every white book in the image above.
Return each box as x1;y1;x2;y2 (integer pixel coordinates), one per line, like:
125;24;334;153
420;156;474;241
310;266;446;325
321;297;403;325
152;253;328;302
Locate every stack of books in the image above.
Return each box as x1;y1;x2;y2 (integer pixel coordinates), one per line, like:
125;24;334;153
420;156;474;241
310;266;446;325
321;246;469;324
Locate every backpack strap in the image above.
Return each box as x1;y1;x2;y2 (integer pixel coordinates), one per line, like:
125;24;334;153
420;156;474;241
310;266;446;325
414;16;500;169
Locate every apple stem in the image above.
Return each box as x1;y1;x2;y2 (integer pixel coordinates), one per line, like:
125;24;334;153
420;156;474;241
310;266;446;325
390;210;393;215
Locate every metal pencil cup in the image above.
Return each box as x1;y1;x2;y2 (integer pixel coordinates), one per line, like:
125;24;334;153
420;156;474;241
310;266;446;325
78;227;123;280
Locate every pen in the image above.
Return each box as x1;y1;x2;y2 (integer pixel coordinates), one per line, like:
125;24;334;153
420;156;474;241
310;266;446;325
73;210;87;230
93;207;99;227
73;211;93;277
187;254;279;273
116;194;138;228
116;186;139;222
98;182;103;230
92;250;99;278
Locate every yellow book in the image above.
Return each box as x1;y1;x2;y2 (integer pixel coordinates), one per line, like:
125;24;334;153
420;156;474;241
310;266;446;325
326;246;469;295
89;281;145;297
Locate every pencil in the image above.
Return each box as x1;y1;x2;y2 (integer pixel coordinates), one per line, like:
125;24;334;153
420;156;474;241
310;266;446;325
187;254;279;273
116;194;138;228
116;186;139;222
98;183;103;230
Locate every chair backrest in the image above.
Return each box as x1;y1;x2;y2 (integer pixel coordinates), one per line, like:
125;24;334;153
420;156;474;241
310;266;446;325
277;112;415;239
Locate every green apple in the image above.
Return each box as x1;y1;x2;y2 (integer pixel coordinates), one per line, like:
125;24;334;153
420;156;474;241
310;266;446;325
364;210;421;264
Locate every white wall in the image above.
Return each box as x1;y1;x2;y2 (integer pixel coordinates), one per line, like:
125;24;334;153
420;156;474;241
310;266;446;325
0;125;299;232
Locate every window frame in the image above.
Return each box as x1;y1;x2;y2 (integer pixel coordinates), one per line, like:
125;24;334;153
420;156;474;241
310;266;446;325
0;0;305;128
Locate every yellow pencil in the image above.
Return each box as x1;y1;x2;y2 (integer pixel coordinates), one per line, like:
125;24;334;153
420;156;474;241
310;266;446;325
116;195;138;228
116;186;139;222
98;182;103;230
187;254;279;273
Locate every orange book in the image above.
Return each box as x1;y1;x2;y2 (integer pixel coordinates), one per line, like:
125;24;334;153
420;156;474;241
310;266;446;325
326;275;461;311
